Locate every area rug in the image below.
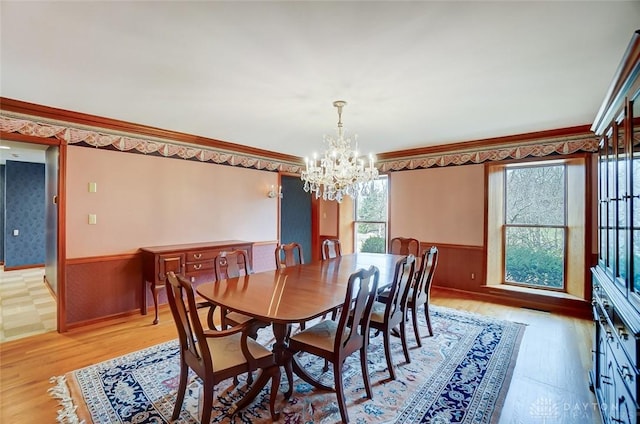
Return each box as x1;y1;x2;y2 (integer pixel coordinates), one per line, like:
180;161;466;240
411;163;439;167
49;306;525;424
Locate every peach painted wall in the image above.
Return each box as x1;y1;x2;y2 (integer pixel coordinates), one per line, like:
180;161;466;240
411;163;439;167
66;146;279;258
319;199;338;236
389;164;485;246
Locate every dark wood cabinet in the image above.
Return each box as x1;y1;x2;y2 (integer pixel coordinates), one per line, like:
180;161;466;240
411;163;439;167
140;240;253;324
591;30;640;424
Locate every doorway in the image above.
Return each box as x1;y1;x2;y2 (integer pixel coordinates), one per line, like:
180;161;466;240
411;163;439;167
0;139;60;337
280;175;312;263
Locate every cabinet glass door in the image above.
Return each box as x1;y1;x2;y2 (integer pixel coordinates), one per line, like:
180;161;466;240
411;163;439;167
616;119;628;288
632;97;640;294
607;133;617;277
599;140;608;267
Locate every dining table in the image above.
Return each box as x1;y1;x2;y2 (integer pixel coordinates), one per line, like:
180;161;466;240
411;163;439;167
196;252;405;367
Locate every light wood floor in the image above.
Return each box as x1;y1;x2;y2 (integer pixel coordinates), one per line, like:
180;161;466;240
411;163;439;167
0;287;600;423
0;267;56;342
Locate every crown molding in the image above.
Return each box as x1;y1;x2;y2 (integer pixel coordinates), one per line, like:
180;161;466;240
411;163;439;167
0;103;303;173
1;97;599;174
376;126;598;172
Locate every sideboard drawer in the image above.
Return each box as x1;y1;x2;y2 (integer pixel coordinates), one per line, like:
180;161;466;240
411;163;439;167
185;260;215;274
187;250;218;262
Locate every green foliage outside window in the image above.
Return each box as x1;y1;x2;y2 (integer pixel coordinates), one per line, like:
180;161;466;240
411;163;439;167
505;245;564;288
356;179;387;234
361;236;386;253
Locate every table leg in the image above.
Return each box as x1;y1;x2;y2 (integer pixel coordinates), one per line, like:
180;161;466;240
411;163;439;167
271;323;292;364
272;323;294;398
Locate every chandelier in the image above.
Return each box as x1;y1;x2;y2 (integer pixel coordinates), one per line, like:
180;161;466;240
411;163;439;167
301;100;378;202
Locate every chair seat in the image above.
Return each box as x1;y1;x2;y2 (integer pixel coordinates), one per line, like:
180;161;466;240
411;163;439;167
379;288;424;305
206;331;273;372
290;320;347;352
370;301;387;324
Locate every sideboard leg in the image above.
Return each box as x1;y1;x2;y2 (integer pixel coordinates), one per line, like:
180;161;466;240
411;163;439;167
151;284;159;325
142;280;148;316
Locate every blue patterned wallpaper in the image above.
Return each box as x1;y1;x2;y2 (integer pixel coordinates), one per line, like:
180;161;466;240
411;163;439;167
280;176;312;263
4;161;45;267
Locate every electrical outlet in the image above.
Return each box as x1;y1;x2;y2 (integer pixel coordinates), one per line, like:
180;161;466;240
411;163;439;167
88;214;97;225
471;273;475;280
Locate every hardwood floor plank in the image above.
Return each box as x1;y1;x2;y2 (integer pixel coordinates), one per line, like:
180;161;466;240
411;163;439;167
0;288;600;423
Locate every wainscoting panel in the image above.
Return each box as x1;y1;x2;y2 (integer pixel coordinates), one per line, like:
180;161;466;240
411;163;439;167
65;254;142;326
421;242;485;291
421;241;590;317
65;243;277;328
253;241;278;273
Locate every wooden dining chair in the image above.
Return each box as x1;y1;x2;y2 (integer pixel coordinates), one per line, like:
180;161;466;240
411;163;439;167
213;250;257;330
196;250;253;331
321;238;343;321
275;242;307;330
321;238;342;260
389;237;420;256
408;246;439;342
165;271;280;423
369;254;416;380
283;265;380;424
275;242;304;268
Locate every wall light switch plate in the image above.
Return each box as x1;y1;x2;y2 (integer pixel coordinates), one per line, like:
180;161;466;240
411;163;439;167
12;229;19;236
88;182;97;193
88;214;97;225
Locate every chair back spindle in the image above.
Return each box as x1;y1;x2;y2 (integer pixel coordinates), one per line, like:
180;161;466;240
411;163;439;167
389;237;420;257
322;239;342;260
166;272;211;374
215;250;251;280
336;265;380;354
275;242;304;268
384;255;416;326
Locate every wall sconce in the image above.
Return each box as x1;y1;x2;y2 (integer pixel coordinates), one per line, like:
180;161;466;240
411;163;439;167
268;185;283;199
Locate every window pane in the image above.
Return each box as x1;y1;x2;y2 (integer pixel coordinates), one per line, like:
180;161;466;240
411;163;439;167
355;177;388;221
355;223;386;253
505;226;565;289
354;176;388;254
505;165;565;225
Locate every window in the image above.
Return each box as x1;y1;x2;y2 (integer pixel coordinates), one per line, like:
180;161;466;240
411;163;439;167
486;157;586;297
504;164;566;289
354;176;388;253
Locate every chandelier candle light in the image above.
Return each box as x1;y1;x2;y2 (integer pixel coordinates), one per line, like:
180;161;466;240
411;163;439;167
301;100;379;202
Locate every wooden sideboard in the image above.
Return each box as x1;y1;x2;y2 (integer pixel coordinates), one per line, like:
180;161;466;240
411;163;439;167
140;240;253;324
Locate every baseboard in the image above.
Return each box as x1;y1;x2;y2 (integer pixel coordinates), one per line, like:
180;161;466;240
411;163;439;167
432;285;592;320
65;308;144;330
3;263;45;271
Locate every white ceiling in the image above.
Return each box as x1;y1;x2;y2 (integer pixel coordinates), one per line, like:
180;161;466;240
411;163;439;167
1;1;639;160
0;141;46;165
